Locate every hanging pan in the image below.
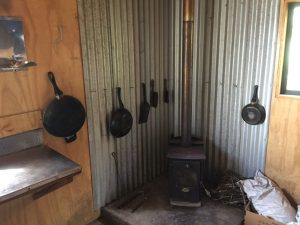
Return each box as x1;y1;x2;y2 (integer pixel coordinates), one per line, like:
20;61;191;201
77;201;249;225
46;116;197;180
241;85;266;125
110;87;133;138
138;83;150;124
150;79;158;108
43;72;86;143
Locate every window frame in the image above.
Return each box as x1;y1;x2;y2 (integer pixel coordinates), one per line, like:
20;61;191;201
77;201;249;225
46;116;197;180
280;2;300;95
275;0;300;99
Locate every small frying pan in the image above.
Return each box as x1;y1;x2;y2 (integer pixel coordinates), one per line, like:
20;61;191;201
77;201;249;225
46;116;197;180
242;85;266;125
43;72;86;143
110;87;133;138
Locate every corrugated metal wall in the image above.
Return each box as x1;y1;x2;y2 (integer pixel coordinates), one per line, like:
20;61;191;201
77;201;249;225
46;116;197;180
79;0;281;208
77;0;170;208
169;0;280;178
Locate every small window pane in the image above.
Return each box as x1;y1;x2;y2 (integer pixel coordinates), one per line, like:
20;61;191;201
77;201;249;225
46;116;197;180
281;3;300;95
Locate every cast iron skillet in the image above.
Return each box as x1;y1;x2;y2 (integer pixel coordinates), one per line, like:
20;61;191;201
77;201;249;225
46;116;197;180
43;72;86;143
242;85;266;125
110;87;133;138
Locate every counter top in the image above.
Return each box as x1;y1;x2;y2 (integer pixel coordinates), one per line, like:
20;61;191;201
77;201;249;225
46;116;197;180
0;145;81;204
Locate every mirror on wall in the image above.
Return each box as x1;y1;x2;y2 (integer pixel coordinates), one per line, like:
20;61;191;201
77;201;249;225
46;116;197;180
0;16;36;72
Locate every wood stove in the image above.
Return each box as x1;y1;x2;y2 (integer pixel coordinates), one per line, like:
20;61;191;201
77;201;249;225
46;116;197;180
168;145;205;207
167;0;206;207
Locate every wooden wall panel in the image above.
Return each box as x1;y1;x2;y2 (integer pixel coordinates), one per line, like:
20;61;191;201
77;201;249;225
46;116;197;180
0;0;99;224
0;111;42;138
266;98;300;203
266;0;300;204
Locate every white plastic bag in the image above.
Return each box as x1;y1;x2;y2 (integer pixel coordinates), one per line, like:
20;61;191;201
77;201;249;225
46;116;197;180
287;206;300;225
239;171;296;224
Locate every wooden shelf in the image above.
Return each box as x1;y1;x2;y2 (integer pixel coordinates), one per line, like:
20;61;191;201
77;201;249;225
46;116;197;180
0;145;81;204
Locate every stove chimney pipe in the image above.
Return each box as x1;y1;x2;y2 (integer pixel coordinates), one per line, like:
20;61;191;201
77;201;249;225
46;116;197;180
181;0;194;147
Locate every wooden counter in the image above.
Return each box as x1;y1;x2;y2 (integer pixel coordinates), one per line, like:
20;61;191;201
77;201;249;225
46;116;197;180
0;145;81;204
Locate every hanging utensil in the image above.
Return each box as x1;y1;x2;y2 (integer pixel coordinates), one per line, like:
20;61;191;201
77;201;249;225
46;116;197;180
150;79;158;108
110;87;133;138
43;72;86;143
241;85;266;125
138;83;150;124
164;78;169;103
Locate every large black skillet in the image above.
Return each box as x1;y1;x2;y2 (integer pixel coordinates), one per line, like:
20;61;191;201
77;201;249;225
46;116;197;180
110;87;133;138
242;85;266;125
43;72;86;143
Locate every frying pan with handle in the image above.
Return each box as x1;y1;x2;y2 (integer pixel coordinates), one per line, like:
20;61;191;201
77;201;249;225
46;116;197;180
109;87;133;138
241;85;266;125
43;72;86;143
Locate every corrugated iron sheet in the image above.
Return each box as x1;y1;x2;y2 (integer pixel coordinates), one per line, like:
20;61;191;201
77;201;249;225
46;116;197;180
169;0;280;178
77;0;170;208
79;0;281;208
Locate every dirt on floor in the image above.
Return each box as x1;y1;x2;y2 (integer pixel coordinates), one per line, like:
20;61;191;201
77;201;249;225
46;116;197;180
101;176;244;225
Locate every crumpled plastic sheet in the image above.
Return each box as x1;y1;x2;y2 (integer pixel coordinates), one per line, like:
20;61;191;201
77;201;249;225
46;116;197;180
239;171;296;224
287;206;300;225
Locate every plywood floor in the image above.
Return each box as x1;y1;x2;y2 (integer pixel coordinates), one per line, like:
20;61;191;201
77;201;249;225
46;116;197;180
101;177;244;225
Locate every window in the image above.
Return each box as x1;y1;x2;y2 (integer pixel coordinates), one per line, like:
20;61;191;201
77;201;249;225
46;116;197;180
281;3;300;95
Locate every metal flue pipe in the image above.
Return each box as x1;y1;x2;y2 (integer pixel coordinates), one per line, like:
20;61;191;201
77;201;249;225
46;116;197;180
181;0;194;147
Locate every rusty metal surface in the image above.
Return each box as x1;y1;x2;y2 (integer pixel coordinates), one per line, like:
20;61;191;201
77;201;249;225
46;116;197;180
181;0;194;147
183;0;194;21
181;22;194;147
0;145;81;204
